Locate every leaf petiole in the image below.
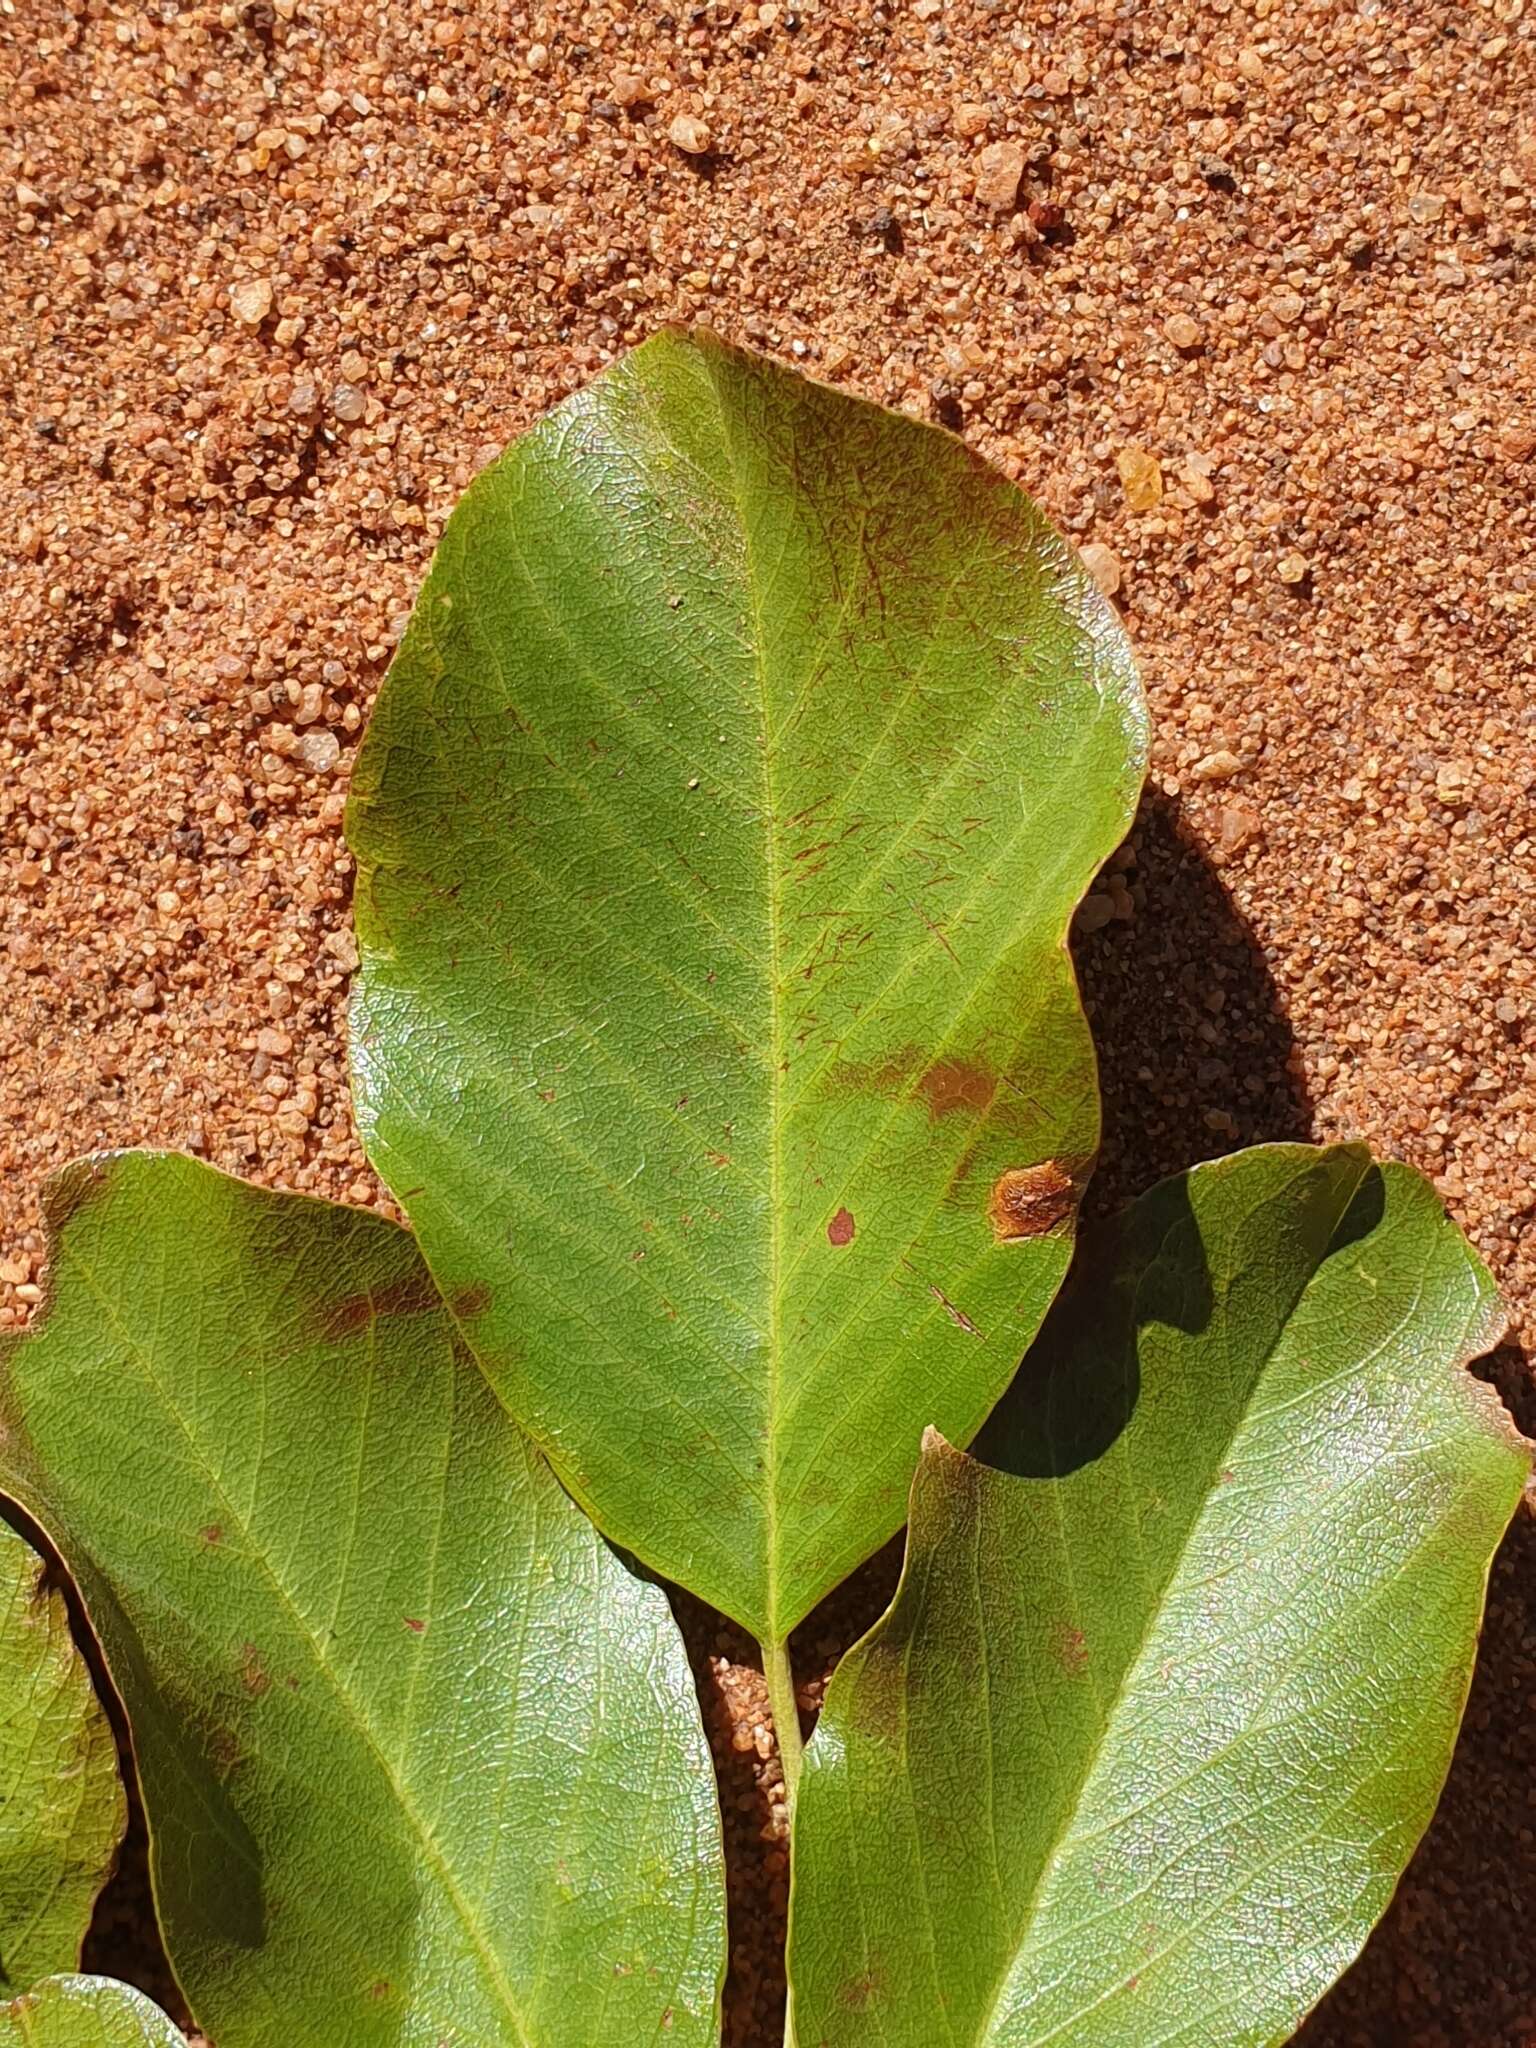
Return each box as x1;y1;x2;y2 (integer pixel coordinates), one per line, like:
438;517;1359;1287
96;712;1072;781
760;1634;804;1816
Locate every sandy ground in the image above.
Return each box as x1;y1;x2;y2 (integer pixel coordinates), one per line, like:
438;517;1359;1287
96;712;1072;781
2;0;1534;2041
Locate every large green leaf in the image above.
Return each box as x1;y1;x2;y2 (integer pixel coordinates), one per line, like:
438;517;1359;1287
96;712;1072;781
0;1528;124;1992
0;1976;182;2047
0;1154;724;2048
790;1143;1529;2047
346;328;1147;1646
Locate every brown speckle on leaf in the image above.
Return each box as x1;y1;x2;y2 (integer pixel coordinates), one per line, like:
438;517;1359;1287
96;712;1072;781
838;1966;884;2010
315;1269;443;1340
239;1643;271;1697
918;1057;996;1120
827;1207;856;1246
199;1524;223;1547
1054;1622;1090;1676
988;1161;1077;1241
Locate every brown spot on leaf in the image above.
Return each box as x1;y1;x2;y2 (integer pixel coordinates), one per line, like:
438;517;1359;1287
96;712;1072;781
829;1047;919;1097
200;1524;223;1547
403;1617;426;1633
918;1057;997;1120
827;1207;856;1247
988;1160;1077;1241
1054;1622;1090;1677
205;1724;244;1775
450;1282;491;1321
838;1966;885;2010
315;1268;443;1341
240;1643;271;1697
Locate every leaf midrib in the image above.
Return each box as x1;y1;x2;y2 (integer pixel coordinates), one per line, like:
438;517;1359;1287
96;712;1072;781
966;1152;1373;2048
700;349;789;1645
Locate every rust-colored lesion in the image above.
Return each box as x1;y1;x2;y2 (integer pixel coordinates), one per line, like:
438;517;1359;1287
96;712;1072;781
239;1642;271;1698
988;1160;1078;1242
827;1206;856;1247
838;1966;885;2011
917;1056;997;1120
1053;1620;1090;1677
314;1269;444;1341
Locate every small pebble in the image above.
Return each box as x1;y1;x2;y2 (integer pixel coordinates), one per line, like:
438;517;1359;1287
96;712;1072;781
229;278;273;328
1116;446;1163;512
1075;892;1115;933
1163;313;1203;351
1192;749;1245;783
974;139;1026;211
298;729;342;774
668;113;713;155
331;384;366;424
1217;802;1263;855
1278;553;1310;585
1079;542;1124;598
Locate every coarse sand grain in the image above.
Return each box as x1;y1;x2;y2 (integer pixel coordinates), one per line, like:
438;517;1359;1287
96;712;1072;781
2;0;1534;2042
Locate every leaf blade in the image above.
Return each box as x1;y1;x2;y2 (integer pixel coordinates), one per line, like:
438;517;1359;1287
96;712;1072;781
0;1154;724;2048
0;1527;124;1992
790;1143;1530;2047
0;1976;183;2048
347;330;1147;1638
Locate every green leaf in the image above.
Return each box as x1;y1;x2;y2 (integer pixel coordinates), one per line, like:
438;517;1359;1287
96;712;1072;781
0;1524;124;1991
790;1142;1529;2047
0;1976;183;2048
346;328;1147;1644
0;1154;724;2048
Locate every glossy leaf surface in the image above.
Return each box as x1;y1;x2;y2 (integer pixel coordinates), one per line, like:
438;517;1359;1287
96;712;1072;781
0;1529;124;1992
0;1154;724;2048
0;1977;182;2048
347;329;1146;1641
791;1143;1529;2047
